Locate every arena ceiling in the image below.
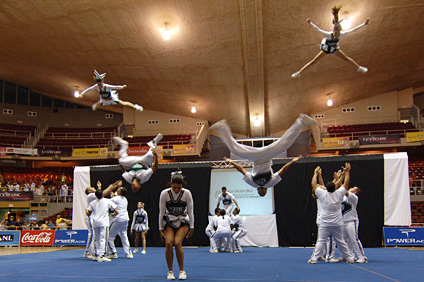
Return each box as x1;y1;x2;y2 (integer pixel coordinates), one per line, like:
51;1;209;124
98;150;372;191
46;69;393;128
0;1;423;136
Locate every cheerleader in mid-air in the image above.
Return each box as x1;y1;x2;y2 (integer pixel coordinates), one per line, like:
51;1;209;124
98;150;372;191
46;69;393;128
291;6;370;78
80;70;144;112
130;202;149;255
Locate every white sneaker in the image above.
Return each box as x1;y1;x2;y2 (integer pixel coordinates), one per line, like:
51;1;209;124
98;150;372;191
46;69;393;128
234;250;241;253
135;104;144;112
178;270;187;280
209;249;218;253
299;113;317;128
133;248;138;254
97;256;111;262
327;258;340;263
308;259;317;264
126;252;134;259
147;133;163;149
112;137;128;146
346;260;355;264
86;254;96;260
167;271;176;280
357;66;368;73
291;71;301;78
356;258;368;263
92;103;99;111
83;253;88;258
141;250;146;255
106;253;118;259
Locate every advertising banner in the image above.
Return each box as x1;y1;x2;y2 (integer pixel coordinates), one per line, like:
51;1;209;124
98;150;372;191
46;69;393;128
39;148;72;157
384;227;424;246
0;147;5;157
20;230;55;246
54;230;88;245
5;147;38;156
0;191;34;201
322;137;350;148
72;148;108;158
173;144;196;155
0;231;21;246
359;135;401;145
406;132;424;143
128;145;163;162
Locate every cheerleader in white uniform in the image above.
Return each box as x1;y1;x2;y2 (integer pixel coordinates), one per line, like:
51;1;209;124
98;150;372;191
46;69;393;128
210;209;233;253
205;208;220;252
210;115;315;196
159;172;194;281
80;70;143;112
231;208;247;253
216;187;239;215
113;134;162;194
292;6;370;78
131;202;149;254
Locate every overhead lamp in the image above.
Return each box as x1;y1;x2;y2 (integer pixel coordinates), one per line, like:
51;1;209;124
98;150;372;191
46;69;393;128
253;115;261;127
341;12;351;30
74;90;80;98
191;103;197;113
327;96;333;107
162;23;171;40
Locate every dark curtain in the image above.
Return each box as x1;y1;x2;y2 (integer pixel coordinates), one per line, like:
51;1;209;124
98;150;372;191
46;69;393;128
90;165;211;247
273;154;384;247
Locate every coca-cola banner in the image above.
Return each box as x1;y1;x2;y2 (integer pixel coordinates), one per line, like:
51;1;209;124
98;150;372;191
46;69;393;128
20;230;55;246
0;191;34;201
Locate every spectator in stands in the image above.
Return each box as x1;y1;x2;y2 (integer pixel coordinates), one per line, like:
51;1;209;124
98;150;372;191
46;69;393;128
7;181;14;192
80;69;144;112
131;202;149;255
0;220;5;230
30;180;36;192
23;181;30;192
113;134;162;194
61;182;69;202
29;214;39;230
6;216;16;230
13;181;20;192
56;215;66;229
210;115;315;196
15;218;24;231
47;220;55;230
40;220;48;230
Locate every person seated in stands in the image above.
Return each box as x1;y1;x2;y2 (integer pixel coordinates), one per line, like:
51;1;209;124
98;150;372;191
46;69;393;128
28;214;39;230
40;220;48;230
0;220;5;231
15;218;24;231
47;220;56;230
6;215;17;230
23;181;30;192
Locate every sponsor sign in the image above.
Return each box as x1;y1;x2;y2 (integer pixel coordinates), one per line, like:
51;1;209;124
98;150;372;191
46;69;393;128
128;145;163;162
54;230;88;245
72;147;108;158
0;231;21;246
173;144;197;155
39;148;72;157
20;230;55;246
0;191;34;201
0;147;5;157
359;135;401;145
384;227;424;246
322;137;350;148
406;132;424;143
5;147;38;156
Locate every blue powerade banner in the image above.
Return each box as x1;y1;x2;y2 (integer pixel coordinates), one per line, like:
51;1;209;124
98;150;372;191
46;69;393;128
0;231;21;246
54;230;88;245
384;227;424;246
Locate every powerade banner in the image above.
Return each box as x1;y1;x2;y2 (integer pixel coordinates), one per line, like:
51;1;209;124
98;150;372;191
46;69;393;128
384;227;424;246
54;230;88;245
0;231;21;246
359;135;401;145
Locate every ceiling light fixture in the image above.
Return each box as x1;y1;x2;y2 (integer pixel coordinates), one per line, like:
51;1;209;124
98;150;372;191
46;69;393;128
74;87;81;98
162;23;171;40
253;115;261;127
341;12;351;30
327;95;333;107
191;103;197;113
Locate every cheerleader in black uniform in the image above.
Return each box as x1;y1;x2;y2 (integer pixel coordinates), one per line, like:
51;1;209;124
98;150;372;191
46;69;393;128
159;172;194;280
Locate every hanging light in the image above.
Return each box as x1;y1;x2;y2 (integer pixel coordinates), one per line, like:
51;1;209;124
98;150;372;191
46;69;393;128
74;89;80;98
253;115;261;127
327;96;333;107
162;23;171;40
341;13;351;30
191;103;197;113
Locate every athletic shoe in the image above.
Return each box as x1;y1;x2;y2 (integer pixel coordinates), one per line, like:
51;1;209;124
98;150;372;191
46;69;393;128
346;260;355;264
209;249;218;253
83;252;88;258
356;258;368;263
133;248;138;254
147;133;163;149
307;259;317;264
97;256;111;262
86;254;96;260
126;252;134;259
112;137;128;146
167;271;176;280
291;71;301;78
299;113;318;128
141;250;146;255
135;104;144;112
92;103;99;111
106;253;118;259
234;250;241;253
178;270;187;280
357;66;368;73
318;256;325;261
327;258;340;263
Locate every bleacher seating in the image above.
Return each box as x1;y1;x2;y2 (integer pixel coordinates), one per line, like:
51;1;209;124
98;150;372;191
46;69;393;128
411;202;424;223
2;166;73;183
327;122;418;139
0;123;37;147
123;134;193;149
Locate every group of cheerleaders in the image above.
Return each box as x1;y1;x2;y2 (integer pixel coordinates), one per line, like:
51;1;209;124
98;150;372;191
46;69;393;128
82;5;369;280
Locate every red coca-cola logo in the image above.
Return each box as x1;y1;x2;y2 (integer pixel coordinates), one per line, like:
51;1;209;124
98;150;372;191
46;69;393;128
21;230;55;245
